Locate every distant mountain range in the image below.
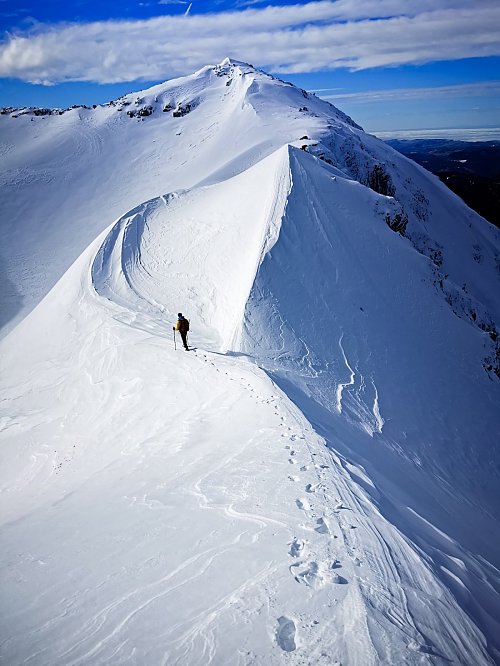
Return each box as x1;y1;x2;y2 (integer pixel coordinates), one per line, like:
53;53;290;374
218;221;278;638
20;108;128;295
386;138;500;228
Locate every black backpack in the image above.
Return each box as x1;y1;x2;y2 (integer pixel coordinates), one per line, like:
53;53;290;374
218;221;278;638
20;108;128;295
178;318;189;333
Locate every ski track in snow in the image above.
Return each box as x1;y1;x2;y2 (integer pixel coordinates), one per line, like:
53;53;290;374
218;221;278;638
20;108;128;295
1;60;500;665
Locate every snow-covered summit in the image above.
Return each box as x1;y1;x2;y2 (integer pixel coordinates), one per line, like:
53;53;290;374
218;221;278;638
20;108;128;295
1;61;500;664
1;58;364;336
104;56;361;140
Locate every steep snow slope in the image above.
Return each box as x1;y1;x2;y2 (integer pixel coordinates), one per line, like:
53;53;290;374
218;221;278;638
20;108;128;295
91;147;292;350
1;60;500;665
243;147;500;656
245;147;500;546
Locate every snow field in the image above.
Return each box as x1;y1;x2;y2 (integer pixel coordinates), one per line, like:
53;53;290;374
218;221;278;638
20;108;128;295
0;281;376;664
1;59;500;665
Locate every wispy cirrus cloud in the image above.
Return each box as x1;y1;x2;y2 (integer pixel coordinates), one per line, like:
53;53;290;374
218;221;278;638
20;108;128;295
320;81;500;104
0;0;499;84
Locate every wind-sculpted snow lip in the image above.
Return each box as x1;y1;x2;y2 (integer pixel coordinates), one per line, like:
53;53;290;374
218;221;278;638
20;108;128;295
89;144;404;351
91;196;172;312
90;146;294;350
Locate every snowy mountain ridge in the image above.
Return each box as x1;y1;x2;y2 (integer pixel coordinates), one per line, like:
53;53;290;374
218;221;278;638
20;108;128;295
1;57;361;335
1;59;500;665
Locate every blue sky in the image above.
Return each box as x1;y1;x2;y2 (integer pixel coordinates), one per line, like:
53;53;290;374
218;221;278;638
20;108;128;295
1;0;499;133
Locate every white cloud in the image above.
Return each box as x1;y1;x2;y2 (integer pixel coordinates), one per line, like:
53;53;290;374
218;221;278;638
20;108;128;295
233;0;269;7
0;1;499;84
321;81;500;104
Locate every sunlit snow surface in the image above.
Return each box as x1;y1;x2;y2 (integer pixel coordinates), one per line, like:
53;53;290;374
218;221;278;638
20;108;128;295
1;60;500;665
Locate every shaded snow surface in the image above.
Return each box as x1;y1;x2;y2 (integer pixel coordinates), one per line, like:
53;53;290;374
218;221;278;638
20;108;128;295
1;59;500;665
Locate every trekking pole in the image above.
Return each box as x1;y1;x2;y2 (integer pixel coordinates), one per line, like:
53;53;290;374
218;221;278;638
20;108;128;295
173;329;177;350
